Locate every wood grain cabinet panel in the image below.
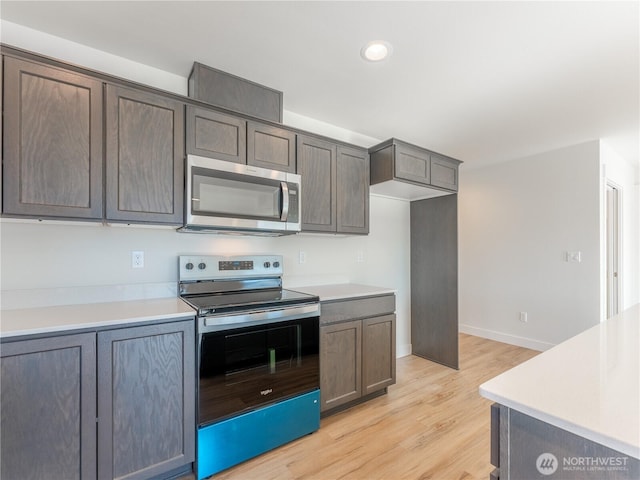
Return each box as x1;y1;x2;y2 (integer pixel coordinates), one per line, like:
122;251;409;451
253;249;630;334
186;106;246;164
336;146;369;234
297;135;337;232
395;143;430;185
97;320;195;480
430;153;459;191
320;320;362;411
362;314;396;395
247;121;296;173
411;195;459;369
2;56;103;219
1;333;97;480
105;84;185;225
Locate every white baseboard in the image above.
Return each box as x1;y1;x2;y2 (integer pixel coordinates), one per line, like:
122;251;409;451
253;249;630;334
459;323;555;352
397;343;412;358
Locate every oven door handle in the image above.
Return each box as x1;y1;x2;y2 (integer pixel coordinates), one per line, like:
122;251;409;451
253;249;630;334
200;303;319;333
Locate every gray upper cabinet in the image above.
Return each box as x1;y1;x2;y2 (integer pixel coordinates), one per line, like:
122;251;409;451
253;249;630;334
337;146;369;234
297;135;337;232
370;138;461;193
394;143;431;185
247;121;296;173
430;153;459;191
1;333;97;480
2;56;103;220
297;137;369;235
105;84;185;225
186;105;246;164
97;320;195;480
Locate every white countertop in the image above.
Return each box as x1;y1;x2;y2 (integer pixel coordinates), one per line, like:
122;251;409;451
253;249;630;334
291;283;396;302
480;304;640;458
0;298;195;338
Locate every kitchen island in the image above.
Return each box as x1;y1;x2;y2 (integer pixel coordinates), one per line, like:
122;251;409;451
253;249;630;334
480;304;639;479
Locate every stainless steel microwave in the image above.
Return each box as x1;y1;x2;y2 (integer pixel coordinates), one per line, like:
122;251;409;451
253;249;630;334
180;155;301;235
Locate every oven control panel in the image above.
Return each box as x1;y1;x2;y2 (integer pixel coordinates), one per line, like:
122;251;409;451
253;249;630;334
179;255;283;281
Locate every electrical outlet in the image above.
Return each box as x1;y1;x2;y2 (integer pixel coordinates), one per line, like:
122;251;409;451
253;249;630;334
298;251;306;264
132;251;144;269
519;311;528;323
356;250;365;263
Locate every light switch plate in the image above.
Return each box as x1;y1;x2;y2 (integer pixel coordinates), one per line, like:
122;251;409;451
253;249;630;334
566;251;582;263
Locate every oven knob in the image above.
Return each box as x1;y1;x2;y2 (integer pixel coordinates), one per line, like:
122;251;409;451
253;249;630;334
198;262;207;270
263;261;271;268
273;261;280;268
185;262;194;270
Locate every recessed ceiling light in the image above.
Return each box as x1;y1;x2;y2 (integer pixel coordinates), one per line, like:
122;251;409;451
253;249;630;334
361;41;392;62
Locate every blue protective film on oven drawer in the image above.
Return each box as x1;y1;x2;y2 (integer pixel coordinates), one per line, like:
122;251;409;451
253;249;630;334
197;389;320;479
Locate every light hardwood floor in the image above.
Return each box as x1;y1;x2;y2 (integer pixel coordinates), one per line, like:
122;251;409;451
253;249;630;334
211;334;538;480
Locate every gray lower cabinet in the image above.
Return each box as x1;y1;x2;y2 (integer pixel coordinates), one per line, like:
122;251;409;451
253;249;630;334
247;121;296;173
369;138;461;193
186;105;246;164
494;405;640;479
105;84;185;225
1;333;98;480
0;319;195;480
320;294;396;413
2;56;103;220
97;321;195;480
297;137;369;235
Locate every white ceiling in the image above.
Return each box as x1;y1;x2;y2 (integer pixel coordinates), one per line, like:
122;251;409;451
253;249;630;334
1;1;638;169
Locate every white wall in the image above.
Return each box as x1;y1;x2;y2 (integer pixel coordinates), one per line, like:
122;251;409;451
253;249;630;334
458;141;603;350
0;21;412;356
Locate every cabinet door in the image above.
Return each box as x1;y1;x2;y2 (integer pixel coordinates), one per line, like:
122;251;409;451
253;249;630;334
186;106;246;164
97;320;195;480
362;314;396;395
3;57;103;219
430;153;459;191
337;146;369;234
105;84;185;224
1;333;97;480
297;135;337;232
394;143;430;185
319;320;362;412
247;121;296;173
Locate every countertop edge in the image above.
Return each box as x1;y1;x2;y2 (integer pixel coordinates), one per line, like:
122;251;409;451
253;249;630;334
1;298;196;339
290;283;396;302
479;387;640;459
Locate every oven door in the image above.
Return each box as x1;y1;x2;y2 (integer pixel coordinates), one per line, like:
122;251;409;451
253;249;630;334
197;308;319;426
185;155;301;234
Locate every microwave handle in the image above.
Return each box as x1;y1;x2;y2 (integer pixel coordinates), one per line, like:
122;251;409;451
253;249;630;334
280;181;289;221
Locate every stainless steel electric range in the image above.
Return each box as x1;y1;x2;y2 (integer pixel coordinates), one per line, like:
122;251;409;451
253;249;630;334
178;254;320;479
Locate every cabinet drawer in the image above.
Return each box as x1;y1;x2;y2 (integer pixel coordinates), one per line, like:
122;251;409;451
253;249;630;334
320;294;395;325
